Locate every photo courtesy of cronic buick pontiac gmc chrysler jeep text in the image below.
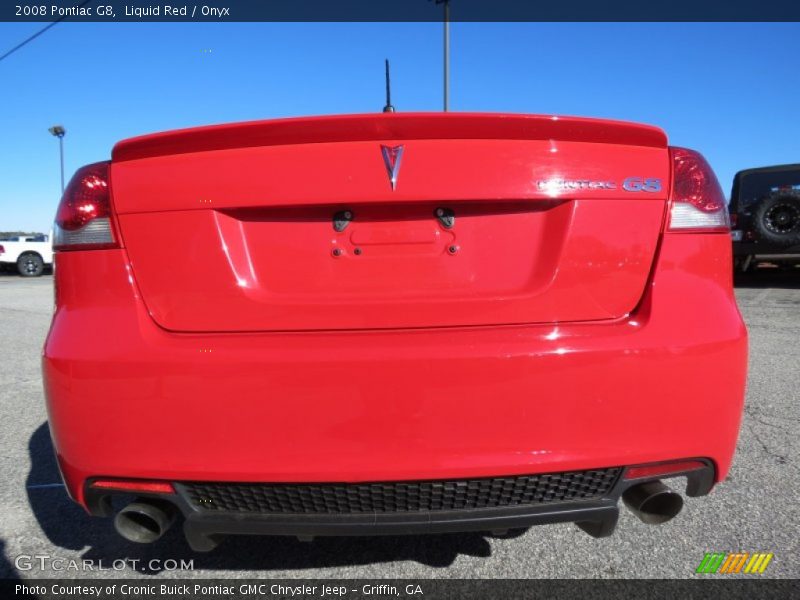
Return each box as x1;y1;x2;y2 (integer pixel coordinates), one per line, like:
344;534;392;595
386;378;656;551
42;113;748;551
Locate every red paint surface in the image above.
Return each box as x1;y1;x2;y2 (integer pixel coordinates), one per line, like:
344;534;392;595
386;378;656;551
42;113;747;510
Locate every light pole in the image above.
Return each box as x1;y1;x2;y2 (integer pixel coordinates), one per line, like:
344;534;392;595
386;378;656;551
48;125;66;193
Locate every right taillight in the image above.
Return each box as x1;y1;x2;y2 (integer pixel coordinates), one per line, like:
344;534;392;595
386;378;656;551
668;147;730;232
54;161;119;251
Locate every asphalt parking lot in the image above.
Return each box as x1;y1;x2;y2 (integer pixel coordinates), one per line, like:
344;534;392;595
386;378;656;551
0;270;797;580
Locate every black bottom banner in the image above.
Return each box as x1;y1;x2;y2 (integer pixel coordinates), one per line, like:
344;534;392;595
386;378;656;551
2;579;798;600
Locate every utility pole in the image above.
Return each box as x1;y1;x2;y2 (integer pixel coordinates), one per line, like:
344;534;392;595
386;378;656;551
443;0;450;111
48;125;66;193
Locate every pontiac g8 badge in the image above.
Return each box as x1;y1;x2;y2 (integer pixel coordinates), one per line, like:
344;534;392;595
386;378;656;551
536;177;662;193
381;145;404;190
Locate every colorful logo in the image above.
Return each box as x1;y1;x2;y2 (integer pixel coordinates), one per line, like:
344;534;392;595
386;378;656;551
696;552;774;574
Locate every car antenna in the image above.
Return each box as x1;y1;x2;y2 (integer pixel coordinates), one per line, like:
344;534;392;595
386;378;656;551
383;59;395;113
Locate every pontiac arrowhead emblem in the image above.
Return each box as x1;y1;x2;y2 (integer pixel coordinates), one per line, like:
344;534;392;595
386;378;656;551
380;145;404;190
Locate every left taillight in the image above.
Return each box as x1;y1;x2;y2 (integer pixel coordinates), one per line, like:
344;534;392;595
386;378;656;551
54;161;119;251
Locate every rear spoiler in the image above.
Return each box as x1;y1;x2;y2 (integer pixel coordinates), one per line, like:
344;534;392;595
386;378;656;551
112;112;668;162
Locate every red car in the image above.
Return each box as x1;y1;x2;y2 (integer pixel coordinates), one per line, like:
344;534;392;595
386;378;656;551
42;113;747;551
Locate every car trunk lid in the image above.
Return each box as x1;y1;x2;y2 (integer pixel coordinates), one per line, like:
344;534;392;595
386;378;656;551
111;113;669;332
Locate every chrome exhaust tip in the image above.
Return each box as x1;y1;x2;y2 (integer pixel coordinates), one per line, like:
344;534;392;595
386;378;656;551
114;499;176;544
622;480;683;525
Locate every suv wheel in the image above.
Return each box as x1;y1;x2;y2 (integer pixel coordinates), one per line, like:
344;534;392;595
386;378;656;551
753;193;800;246
17;253;45;277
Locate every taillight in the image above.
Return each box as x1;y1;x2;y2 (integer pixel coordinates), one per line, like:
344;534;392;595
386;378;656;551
53;161;119;251
0;245;4;256
668;147;730;232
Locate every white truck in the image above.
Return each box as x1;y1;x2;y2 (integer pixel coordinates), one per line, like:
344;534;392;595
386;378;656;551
0;234;53;276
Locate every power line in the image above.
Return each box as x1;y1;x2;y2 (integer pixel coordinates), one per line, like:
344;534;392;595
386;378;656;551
0;1;92;64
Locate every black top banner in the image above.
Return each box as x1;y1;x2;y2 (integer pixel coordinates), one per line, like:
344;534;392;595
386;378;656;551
4;0;800;22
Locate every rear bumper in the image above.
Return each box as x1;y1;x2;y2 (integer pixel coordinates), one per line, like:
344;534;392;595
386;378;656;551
84;463;715;550
43;233;747;523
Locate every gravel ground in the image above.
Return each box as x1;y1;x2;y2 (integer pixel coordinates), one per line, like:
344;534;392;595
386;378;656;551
0;269;797;580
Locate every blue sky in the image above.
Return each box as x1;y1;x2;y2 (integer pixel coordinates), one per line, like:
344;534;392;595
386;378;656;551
1;22;798;232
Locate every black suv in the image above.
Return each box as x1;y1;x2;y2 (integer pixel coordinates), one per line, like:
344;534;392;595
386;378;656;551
729;164;800;272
